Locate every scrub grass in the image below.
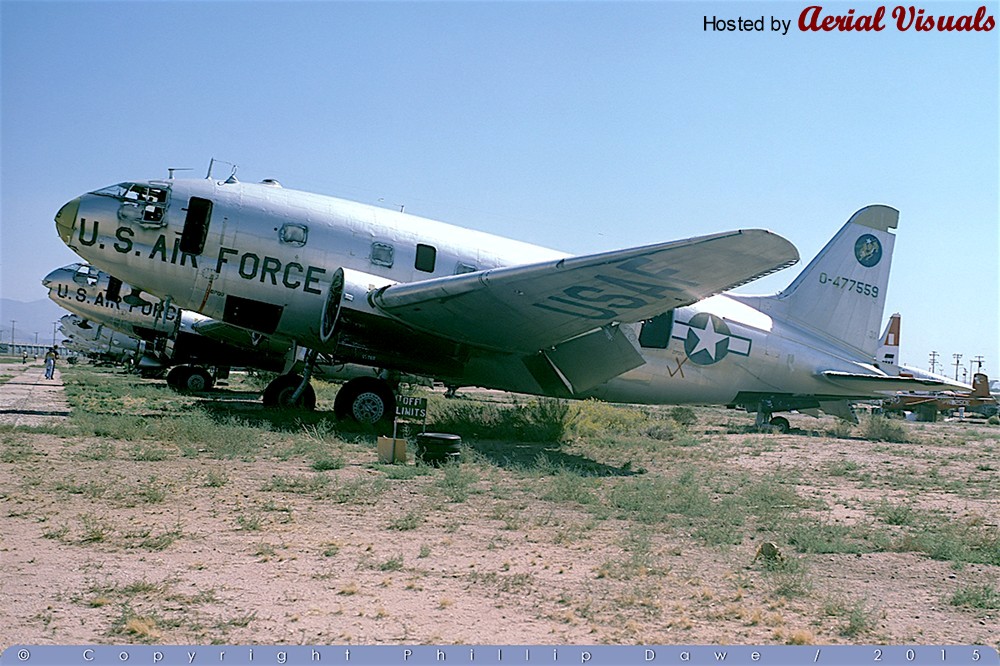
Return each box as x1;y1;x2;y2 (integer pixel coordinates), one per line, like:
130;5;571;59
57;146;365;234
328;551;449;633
5;364;997;645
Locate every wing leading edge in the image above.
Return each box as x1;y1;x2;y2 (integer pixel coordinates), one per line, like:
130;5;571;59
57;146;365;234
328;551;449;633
370;229;799;355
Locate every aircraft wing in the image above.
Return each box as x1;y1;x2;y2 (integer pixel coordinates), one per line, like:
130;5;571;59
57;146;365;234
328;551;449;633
370;229;798;354
820;371;964;394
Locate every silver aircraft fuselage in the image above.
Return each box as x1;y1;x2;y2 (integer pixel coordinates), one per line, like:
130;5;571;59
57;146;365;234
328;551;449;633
54;176;916;412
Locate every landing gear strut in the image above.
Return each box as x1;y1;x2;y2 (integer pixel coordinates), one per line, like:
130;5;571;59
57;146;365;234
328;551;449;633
754;400;790;433
262;373;317;409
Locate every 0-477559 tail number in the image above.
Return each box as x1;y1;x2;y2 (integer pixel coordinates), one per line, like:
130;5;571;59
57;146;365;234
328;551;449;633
818;272;879;297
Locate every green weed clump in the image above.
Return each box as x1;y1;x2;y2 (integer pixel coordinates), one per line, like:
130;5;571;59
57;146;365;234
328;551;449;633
428;397;568;442
892;518;1000;566
860;414;908;443
668;406;698;427
606;469;711;524
949;583;1000;609
158;412;268;459
566;399;679;442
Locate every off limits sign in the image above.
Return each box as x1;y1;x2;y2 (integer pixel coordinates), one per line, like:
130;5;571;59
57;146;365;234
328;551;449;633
396;396;427;420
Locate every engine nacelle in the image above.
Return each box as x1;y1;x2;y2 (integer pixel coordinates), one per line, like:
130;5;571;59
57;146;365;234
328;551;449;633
319;267;397;345
314;267;466;377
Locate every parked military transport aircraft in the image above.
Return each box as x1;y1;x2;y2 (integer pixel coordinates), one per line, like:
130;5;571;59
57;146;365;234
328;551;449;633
54;168;957;429
58;313;142;364
43;262;371;400
884;373;998;420
43;262;292;390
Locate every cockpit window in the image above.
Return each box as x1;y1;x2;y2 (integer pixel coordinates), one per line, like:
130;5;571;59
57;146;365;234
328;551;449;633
73;264;100;287
92;182;170;227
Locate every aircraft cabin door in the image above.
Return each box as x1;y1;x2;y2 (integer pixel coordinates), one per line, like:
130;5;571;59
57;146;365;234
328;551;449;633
179;196;219;311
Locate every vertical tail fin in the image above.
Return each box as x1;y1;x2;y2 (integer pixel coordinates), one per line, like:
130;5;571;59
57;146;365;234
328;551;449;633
877;313;901;375
760;205;899;358
971;373;991;397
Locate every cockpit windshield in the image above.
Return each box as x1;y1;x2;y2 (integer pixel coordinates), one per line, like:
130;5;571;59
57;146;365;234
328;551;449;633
72;264;101;287
91;182;170;226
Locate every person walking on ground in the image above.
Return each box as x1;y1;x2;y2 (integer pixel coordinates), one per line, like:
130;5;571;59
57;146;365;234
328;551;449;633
44;346;59;380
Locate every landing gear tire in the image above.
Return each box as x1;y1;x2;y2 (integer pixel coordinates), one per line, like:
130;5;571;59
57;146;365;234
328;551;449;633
415;433;462;466
262;373;317;410
334;377;396;427
769;416;790;434
182;367;214;392
167;366;214;392
166;366;192;391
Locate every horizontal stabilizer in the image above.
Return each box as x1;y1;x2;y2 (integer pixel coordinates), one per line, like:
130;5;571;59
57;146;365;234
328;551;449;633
820;371;962;394
371;229;798;354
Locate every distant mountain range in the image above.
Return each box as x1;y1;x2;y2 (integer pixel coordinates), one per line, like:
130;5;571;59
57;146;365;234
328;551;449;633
0;298;70;345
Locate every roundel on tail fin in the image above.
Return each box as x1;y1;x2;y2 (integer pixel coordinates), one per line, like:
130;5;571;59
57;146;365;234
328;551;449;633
854;234;882;267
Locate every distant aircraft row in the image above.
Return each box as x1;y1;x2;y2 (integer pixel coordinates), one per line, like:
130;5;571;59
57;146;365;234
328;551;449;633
46;164;978;429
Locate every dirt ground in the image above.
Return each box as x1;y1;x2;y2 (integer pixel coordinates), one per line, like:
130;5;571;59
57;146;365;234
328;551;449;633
0;364;997;648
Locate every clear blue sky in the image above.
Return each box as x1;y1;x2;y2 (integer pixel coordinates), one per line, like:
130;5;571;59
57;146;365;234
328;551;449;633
2;1;997;376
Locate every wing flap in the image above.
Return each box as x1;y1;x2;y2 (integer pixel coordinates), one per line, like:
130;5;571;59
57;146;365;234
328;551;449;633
521;324;646;397
371;229;798;354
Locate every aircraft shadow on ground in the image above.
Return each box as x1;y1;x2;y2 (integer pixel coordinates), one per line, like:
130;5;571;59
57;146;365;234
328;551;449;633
196;399;344;433
191;399;633;476
465;439;638;477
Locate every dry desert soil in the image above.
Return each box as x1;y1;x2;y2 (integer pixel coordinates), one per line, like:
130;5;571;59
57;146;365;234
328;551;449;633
1;361;997;649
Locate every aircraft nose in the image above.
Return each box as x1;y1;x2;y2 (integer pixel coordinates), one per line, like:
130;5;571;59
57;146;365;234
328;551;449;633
42;267;66;288
55;197;81;244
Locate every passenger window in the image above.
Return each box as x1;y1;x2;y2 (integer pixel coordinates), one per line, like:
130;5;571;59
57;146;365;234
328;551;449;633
371;242;394;268
639;312;674;349
180;197;212;255
415;244;437;273
279;223;308;246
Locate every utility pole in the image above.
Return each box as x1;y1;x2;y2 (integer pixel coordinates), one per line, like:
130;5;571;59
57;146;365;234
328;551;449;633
929;350;939;374
971;355;985;375
52;321;58;346
952;353;963;381
9;320;15;352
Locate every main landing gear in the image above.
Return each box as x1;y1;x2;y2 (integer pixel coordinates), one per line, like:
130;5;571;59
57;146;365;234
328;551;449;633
260;350;396;428
333;376;396;425
754;400;791;434
166;365;216;392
